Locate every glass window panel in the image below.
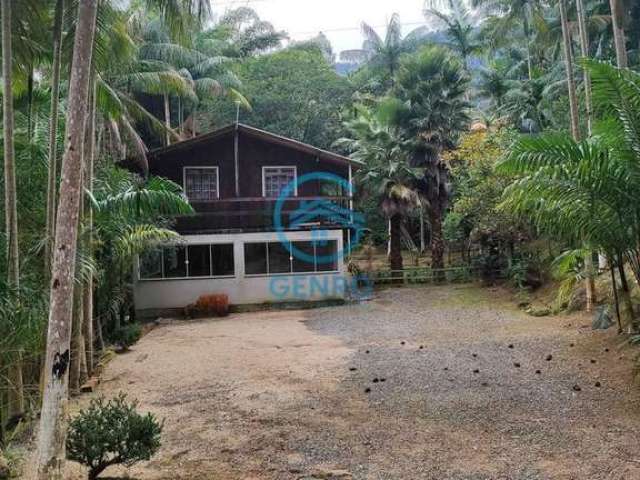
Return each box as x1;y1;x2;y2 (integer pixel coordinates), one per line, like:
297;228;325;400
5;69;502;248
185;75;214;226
140;249;163;279
263;167;296;198
315;240;338;272
185;167;218;201
163;246;187;278
212;244;235;276
292;241;316;273
244;243;268;275
268;242;292;274
188;245;211;277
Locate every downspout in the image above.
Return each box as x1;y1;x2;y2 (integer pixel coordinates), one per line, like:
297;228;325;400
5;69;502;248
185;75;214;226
347;164;353;259
234;122;240;197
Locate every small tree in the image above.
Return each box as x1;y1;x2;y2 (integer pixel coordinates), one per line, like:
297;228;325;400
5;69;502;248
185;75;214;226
67;394;163;480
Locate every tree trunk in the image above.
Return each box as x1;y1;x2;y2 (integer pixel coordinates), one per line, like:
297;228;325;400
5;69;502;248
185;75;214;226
83;81;97;376
2;0;24;423
610;261;622;333
560;0;598;310
419;209;426;254
429;207;445;281
575;0;593;135
32;1;98;478
69;273;84;395
584;253;596;312
609;0;628;68
45;0;65;282
559;0;581;142
617;259;637;332
389;214;403;279
164;94;171;146
576;0;598;311
522;13;534;80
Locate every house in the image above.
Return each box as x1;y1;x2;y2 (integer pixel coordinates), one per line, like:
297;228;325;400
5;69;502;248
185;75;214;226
127;123;363;317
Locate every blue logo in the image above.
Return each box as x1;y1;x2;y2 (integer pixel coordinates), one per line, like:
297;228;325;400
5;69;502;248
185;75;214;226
273;172;365;266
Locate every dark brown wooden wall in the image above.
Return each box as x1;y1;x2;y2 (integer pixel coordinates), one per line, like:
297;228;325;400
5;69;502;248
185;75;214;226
148;131;349;201
146;130;352;233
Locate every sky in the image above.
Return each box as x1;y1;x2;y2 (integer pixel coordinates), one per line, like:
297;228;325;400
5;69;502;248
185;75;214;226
211;0;434;55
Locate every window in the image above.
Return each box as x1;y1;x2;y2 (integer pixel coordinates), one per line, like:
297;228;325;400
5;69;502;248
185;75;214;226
263;167;297;198
244;240;339;276
315;241;338;272
268;242;292;274
187;245;211;277
163;246;187;278
292;241;316;273
139;249;163;279
139;243;235;280
184;167;219;201
244;243;268;275
212;244;235;276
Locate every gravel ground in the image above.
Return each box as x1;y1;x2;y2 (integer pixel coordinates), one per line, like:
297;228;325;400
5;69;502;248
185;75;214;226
63;285;640;480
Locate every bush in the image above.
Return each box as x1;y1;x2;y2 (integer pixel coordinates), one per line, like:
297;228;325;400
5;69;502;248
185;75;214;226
185;293;230;318
67;393;163;480
112;323;142;350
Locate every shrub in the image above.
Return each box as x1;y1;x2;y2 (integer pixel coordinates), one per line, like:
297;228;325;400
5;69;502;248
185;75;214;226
112;323;142;350
67;393;163;480
186;293;230;318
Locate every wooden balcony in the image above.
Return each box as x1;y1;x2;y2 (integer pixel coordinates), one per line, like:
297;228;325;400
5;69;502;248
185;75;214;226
175;196;355;234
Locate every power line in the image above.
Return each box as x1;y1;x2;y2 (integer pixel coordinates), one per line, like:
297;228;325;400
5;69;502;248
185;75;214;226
291;21;427;36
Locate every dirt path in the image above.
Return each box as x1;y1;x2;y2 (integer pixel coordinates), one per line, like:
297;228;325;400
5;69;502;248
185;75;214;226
67;286;640;479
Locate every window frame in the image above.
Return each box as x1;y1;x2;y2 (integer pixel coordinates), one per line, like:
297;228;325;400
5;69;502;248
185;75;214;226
261;166;298;198
138;242;235;281
243;240;340;278
183;166;220;202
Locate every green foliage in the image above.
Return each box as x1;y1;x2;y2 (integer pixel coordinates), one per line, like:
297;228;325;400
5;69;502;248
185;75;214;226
337;105;422;218
67;393;163;480
111;323;143;350
446;128;529;252
92;165;192;337
202;47;352;149
498;62;640;289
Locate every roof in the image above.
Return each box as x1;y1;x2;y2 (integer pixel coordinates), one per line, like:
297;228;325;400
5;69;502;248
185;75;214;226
146;123;363;168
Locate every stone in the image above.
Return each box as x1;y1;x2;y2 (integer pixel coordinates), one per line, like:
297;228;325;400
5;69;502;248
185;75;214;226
302;468;353;479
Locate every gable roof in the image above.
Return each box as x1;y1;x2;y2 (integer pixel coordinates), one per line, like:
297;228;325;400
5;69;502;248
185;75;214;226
146;123;363;169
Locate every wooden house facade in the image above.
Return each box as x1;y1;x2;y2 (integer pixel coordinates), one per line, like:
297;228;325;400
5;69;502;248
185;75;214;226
127;124;361;316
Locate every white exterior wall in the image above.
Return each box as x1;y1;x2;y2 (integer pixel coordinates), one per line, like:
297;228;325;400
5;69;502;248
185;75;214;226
133;230;347;312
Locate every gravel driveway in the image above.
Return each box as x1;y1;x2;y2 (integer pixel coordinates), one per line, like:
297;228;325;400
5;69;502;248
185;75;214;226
69;285;640;480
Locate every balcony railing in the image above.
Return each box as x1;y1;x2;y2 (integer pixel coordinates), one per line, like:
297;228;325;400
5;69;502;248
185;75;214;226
175;196;355;234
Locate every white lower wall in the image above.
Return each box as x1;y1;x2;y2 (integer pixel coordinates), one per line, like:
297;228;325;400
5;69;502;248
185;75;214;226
133;230;348;312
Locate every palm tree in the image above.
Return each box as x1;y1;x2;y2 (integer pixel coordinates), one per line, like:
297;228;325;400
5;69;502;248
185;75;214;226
390;45;470;275
136;21;248;143
424;0;482;73
558;0;580;140
336;107;422;273
343;13;430;92
478;60;513;110
558;0;597;310
473;0;545;80
1;0;25;423
209;7;286;59
33;1;99;477
44;0;65;281
90;169;193;338
499;60;640;331
608;0;628;67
